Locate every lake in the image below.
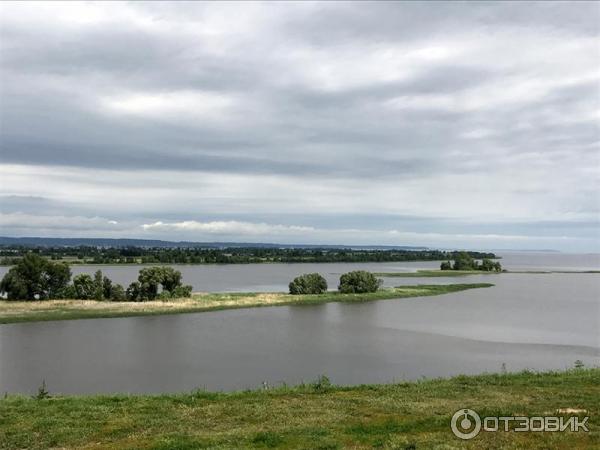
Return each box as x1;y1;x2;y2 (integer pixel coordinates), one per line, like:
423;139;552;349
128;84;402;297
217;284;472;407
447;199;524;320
0;252;598;394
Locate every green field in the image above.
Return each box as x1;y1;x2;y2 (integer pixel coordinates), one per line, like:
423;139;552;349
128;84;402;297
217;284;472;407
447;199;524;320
0;368;597;449
0;283;493;324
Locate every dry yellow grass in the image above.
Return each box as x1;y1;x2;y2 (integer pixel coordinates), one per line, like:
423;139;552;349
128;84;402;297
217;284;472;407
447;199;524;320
0;298;200;316
0;283;493;324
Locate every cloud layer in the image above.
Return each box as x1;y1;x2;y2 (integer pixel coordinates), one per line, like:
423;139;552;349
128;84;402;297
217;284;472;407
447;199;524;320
0;2;598;250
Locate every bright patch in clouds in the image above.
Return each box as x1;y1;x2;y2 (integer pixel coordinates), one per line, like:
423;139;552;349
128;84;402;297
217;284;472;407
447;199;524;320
101;91;234;120
142;220;315;236
0;213;129;232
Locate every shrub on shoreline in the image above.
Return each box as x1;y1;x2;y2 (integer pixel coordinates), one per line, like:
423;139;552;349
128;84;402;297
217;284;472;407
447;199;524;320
126;266;192;301
338;271;382;294
289;273;328;295
0;255;192;301
0;254;70;300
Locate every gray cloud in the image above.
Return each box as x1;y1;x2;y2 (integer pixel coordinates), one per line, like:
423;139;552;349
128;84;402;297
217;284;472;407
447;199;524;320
284;1;600;44
0;1;598;250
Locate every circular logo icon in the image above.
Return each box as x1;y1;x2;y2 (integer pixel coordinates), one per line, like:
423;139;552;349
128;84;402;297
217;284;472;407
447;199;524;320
451;409;481;440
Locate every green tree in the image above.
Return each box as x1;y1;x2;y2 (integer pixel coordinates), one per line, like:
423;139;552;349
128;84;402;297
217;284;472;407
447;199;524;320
289;273;328;295
72;274;95;300
138;267;163;300
480;259;502;272
338;271;382;294
160;267;182;294
0;269;29;300
136;266;190;300
172;285;193;298
0;253;71;300
452;252;476;270
44;262;71;299
110;283;126;301
102;276;113;299
93;270;104;301
440;261;452;270
126;281;141;301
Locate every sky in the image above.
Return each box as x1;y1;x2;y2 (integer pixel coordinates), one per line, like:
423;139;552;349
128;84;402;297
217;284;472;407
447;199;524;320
0;1;598;251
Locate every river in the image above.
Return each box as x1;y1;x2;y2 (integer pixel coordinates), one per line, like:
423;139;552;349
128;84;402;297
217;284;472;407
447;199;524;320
0;252;598;394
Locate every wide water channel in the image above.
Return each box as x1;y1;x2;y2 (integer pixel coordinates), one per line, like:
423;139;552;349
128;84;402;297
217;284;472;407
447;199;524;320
0;252;598;394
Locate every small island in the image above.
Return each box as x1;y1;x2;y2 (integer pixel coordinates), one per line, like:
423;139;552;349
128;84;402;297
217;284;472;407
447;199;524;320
439;251;502;272
376;252;503;277
376;253;599;278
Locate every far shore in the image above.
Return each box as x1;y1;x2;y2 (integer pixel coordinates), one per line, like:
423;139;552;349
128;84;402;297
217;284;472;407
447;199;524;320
0;283;492;324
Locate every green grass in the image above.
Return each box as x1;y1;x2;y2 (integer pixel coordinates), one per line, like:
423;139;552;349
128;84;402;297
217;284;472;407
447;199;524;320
0;283;493;324
1;368;597;449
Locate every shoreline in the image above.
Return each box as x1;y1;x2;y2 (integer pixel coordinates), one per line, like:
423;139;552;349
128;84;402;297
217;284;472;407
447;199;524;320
376;269;600;277
0;254;502;267
1;368;597;449
0;258;493;267
0;283;492;324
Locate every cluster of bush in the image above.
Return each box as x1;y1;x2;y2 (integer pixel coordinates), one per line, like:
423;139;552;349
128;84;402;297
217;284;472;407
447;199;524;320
288;270;382;295
0;253;192;301
123;266;192;301
440;251;502;272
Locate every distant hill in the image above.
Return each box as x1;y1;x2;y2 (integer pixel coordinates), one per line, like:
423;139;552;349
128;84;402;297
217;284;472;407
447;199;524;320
0;236;428;251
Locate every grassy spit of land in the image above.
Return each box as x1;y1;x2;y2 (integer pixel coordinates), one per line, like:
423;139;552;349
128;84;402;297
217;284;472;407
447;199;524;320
375;269;600;277
1;368;598;449
0;283;492;324
375;270;500;277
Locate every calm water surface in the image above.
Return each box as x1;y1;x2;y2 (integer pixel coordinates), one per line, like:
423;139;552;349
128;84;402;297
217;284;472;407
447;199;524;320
0;252;598;394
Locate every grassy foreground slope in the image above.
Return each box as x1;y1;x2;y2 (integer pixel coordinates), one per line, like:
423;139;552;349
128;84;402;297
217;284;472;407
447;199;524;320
1;369;598;449
0;283;492;324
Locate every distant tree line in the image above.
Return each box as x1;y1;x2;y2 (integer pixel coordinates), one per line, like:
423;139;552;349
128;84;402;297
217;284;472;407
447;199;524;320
0;254;192;301
440;251;502;272
0;246;497;266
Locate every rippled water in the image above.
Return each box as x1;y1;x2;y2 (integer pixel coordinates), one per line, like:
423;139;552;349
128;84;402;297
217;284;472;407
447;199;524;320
0;252;598;394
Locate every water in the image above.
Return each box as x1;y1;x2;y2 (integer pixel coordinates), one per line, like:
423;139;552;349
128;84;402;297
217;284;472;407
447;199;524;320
1;260;445;293
0;252;598;394
1;252;599;292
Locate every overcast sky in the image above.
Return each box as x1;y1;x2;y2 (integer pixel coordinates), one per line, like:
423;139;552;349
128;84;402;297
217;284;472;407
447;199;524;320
0;1;598;251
